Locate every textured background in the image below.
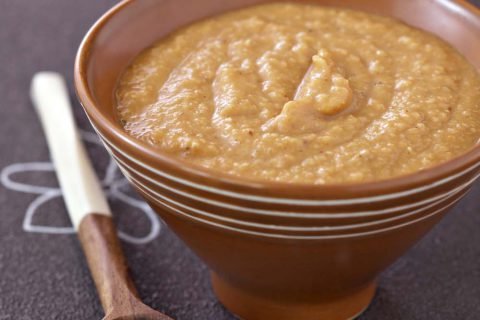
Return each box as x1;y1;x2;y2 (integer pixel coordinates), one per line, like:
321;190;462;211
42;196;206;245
1;1;480;319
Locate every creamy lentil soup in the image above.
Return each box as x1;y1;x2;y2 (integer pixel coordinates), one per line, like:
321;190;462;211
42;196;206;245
116;3;480;184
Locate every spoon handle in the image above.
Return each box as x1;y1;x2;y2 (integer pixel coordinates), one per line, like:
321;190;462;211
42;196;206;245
30;72;148;319
78;213;143;317
30;72;111;227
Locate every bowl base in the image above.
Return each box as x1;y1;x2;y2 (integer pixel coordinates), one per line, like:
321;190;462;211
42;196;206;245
211;273;376;320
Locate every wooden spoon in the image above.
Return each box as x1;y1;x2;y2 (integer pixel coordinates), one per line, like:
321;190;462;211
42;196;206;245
30;72;174;320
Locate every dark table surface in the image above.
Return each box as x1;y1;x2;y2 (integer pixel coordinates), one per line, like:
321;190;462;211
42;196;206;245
1;1;480;319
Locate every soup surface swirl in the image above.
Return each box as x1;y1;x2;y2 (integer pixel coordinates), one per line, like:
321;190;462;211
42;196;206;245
116;3;480;184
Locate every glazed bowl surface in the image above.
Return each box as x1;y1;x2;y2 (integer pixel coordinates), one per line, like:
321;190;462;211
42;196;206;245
75;0;480;319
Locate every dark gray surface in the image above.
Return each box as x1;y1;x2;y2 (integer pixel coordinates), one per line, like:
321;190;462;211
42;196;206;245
0;1;479;319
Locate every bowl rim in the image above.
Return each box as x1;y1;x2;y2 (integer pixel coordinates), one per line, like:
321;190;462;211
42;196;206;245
75;0;480;199
114;146;477;217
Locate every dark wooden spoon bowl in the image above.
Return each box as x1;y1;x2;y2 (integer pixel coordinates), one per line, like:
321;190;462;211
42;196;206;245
79;214;173;320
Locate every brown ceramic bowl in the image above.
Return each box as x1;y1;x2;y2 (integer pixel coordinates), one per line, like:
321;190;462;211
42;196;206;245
75;0;480;319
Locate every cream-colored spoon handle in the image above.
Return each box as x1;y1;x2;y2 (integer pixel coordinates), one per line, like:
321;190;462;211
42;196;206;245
30;72;111;229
